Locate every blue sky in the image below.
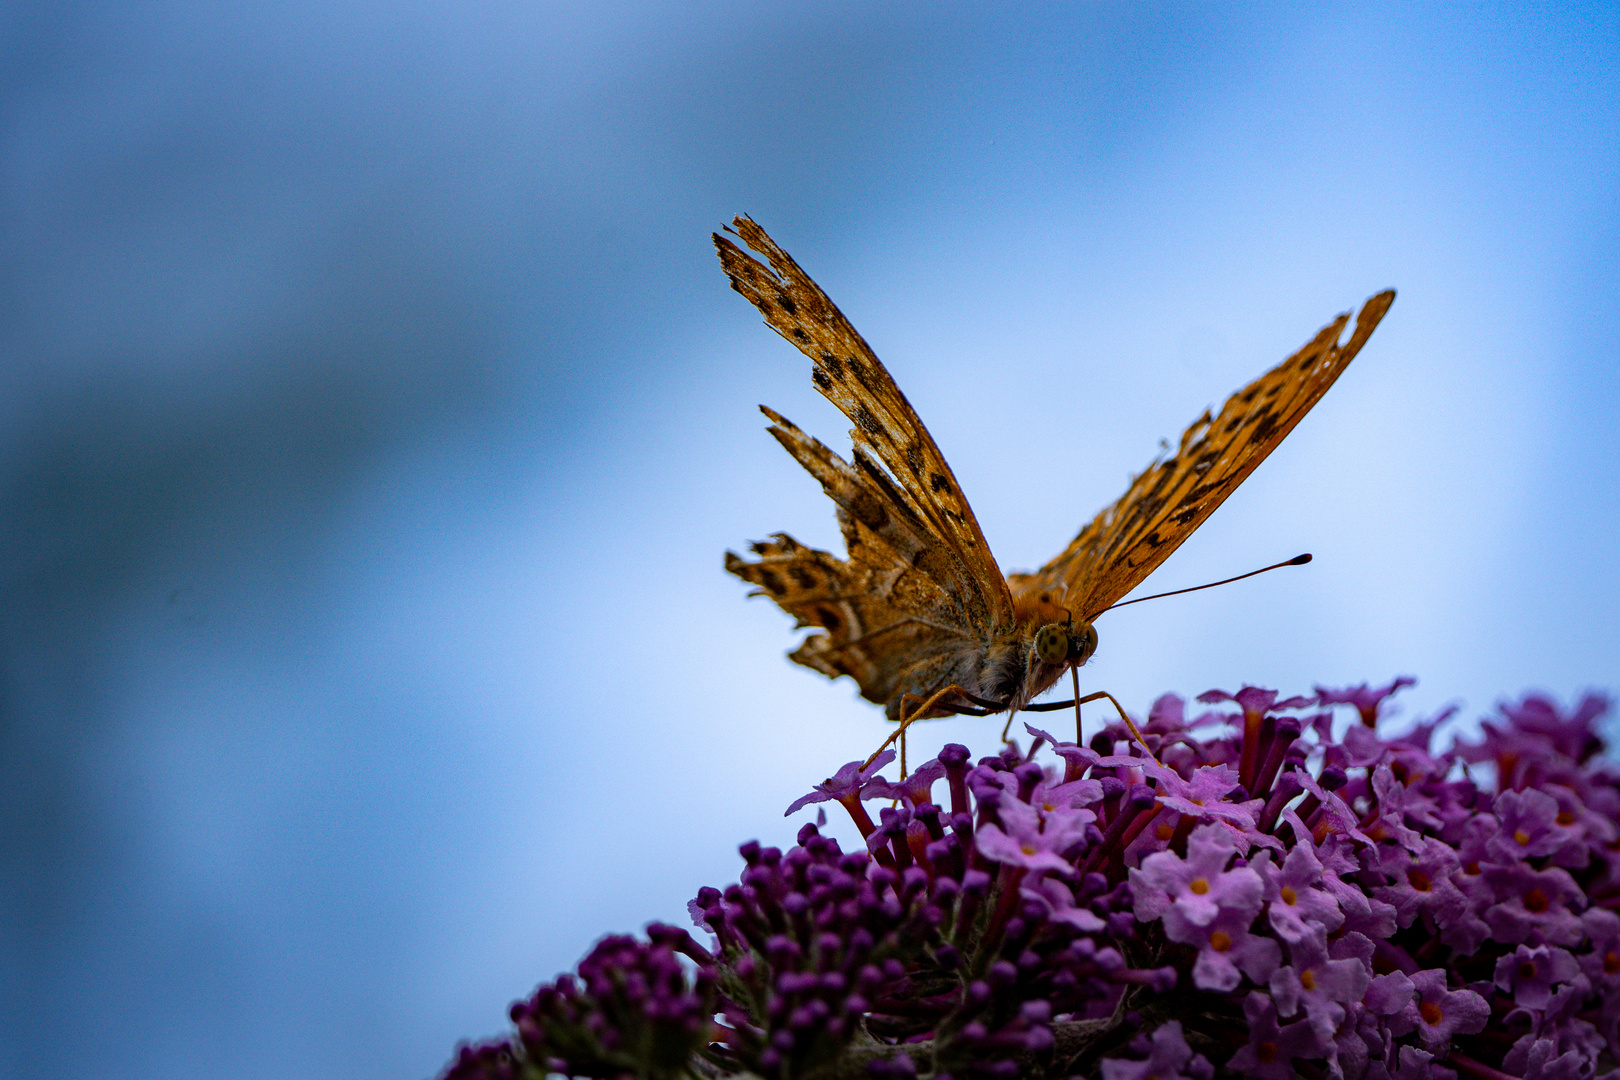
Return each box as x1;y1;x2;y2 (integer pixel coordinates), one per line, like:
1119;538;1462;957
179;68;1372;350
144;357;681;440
1;4;1616;1078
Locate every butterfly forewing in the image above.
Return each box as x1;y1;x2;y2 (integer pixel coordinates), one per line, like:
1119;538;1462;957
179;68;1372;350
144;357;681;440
715;217;1014;636
1011;290;1396;621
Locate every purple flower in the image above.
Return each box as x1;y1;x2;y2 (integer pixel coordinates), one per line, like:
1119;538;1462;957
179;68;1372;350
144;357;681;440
1363;969;1417;1017
1490;787;1571;862
1268;927;1370;1041
785;751;895;815
975;796;1094;876
1317;676;1417;727
1100;1020;1212;1080
1458;691;1610;790
1580;908;1620;990
1498;691;1610;764
1494;944;1582;1012
1198;685;1314;714
1225;992;1326;1079
1140;760;1266;838
1188;901;1282;992
1545;783;1618;868
1294;768;1377;849
1253;842;1344;944
1358;764;1429;851
1131;823;1260;931
864;758;947;809
1502;1025;1606;1080
1020;875;1107;932
1022;721;1106;781
1371;836;1468;931
1271;807;1396;946
1390;1044;1437;1080
1481;862;1586;946
1392;968;1490;1050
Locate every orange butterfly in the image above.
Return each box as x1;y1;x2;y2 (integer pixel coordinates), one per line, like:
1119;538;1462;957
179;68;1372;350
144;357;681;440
719;216;1394;746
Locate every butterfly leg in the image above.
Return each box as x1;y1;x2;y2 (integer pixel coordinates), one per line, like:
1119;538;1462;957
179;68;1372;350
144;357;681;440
998;711;1021;743
1072;665;1083;745
1075;690;1161;766
862;684;973;773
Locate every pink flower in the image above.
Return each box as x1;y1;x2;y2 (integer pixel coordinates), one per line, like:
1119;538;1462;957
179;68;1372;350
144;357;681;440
1253;842;1344;944
1391;969;1490;1050
975;796;1094;876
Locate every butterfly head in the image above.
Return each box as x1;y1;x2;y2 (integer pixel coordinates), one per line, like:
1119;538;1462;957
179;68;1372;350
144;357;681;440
1033;620;1098;668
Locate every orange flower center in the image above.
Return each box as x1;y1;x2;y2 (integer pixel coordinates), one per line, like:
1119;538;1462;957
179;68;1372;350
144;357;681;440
1525;887;1549;913
1408;870;1432;892
1209;931;1232;953
1156;823;1175;841
1300;969;1316;991
1189;878;1210;895
1605;951;1620;975
1514;829;1531;847
1557;810;1576;826
1279;886;1298;906
1257;1041;1278;1064
1420;1001;1443;1026
1519;961;1538;980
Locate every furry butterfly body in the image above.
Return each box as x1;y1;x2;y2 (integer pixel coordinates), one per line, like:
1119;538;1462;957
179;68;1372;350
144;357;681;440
719;217;1394;723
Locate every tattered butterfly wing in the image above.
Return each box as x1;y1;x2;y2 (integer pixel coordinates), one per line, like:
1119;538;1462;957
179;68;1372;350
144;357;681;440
716;216;1014;636
1010;290;1396;622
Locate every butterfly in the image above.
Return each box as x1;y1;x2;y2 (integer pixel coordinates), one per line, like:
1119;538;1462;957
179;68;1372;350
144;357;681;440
718;215;1394;740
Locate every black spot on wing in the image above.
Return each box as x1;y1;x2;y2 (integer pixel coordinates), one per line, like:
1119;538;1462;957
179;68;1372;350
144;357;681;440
776;293;798;315
813;368;833;390
929;472;952;495
905;444;923;476
759;570;786;595
851;405;882;437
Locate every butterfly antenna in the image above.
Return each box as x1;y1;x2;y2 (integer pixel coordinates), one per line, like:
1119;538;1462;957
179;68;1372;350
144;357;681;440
1100;554;1312;612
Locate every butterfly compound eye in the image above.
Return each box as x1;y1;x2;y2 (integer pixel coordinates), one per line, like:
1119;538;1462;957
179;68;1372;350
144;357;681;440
1076;623;1098;665
1033;624;1071;665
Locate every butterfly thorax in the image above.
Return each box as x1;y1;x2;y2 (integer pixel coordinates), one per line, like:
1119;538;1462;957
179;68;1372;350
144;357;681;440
911;593;1096;721
998;593;1099;711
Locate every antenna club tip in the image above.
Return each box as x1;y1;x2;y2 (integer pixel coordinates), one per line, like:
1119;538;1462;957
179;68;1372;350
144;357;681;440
1290;553;1312;566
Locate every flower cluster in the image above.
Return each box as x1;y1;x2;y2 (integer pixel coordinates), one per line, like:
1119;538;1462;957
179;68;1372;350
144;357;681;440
441;683;1620;1079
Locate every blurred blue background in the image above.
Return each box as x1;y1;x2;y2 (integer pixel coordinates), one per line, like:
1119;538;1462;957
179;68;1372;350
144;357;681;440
2;4;1616;1077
